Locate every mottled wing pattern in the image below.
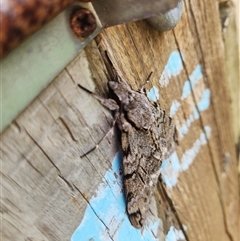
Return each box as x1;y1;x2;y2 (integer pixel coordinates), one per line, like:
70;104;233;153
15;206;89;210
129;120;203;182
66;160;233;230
108;78;178;228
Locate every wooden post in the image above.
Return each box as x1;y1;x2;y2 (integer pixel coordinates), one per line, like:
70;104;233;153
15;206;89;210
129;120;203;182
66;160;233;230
1;0;239;240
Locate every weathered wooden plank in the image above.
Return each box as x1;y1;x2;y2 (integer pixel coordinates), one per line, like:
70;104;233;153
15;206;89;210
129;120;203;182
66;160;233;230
1;47;118;241
94;2;240;237
1;0;239;240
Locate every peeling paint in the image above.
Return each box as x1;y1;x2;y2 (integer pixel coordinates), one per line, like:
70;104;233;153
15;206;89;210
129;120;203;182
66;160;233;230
159;51;184;86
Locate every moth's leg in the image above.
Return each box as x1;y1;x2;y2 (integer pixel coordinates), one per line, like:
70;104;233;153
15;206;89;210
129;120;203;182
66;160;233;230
77;84;120;157
80;125;114;157
118;113;131;132
77;84;119;111
138;71;153;93
80;111;120;158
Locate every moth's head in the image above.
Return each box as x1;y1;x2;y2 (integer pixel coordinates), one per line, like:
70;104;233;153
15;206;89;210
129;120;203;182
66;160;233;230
108;80;132;102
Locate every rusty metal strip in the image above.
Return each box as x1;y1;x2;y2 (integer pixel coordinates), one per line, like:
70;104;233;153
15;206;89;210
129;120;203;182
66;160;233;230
0;0;76;58
1;0;179;58
0;2;102;133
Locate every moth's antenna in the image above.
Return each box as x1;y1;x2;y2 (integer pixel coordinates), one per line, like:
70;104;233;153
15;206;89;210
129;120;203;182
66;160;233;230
139;71;153;93
77;84;119;111
146;71;153;82
77;84;93;94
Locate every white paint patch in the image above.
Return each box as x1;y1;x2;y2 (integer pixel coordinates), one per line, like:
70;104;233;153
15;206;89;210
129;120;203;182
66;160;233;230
181;65;203;100
179;88;211;137
181;126;211;171
166;226;186;241
170;100;181;117
183;225;187;231
161;126;212;188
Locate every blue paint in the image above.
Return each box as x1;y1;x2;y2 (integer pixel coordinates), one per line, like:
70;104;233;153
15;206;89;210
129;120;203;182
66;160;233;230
197;89;211;111
166;226;185;241
170;100;180;117
193;109;199;119
161;126;212;188
159;51;184;86
181;65;203;100
179;124;188;137
204;126;211;139
161;152;180;188
72;152;125;241
72;152;162;241
179;88;211;138
147;86;159;102
115;218;161;241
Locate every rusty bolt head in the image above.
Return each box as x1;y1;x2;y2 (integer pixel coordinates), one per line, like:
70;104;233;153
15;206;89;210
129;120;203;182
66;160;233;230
70;7;97;39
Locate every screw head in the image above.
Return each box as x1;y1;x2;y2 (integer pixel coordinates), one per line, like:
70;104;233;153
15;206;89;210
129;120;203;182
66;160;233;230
70;7;97;39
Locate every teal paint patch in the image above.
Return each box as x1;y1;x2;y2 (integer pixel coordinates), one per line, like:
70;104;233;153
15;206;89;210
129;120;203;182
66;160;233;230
161;126;211;188
159;51;184;86
147;86;159;102
72;152;162;241
181;65;203;100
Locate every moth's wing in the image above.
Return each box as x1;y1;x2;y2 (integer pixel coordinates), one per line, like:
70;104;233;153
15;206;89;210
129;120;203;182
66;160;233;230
122;127;161;228
124;157;153;229
152;108;178;160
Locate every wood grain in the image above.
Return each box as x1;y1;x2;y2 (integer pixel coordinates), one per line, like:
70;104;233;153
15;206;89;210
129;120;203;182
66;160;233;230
1;47;118;240
1;0;239;240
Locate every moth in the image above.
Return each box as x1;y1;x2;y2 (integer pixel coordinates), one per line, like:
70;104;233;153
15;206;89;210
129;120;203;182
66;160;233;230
78;75;178;228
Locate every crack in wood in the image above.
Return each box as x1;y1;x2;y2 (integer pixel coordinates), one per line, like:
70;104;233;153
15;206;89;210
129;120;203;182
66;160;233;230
159;181;190;241
72;183;115;241
58;117;78;142
24;128;61;174
58;174;75;192
65;68;76;85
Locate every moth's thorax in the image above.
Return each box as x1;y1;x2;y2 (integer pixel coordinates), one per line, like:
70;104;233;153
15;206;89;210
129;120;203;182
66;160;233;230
109;80;155;129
